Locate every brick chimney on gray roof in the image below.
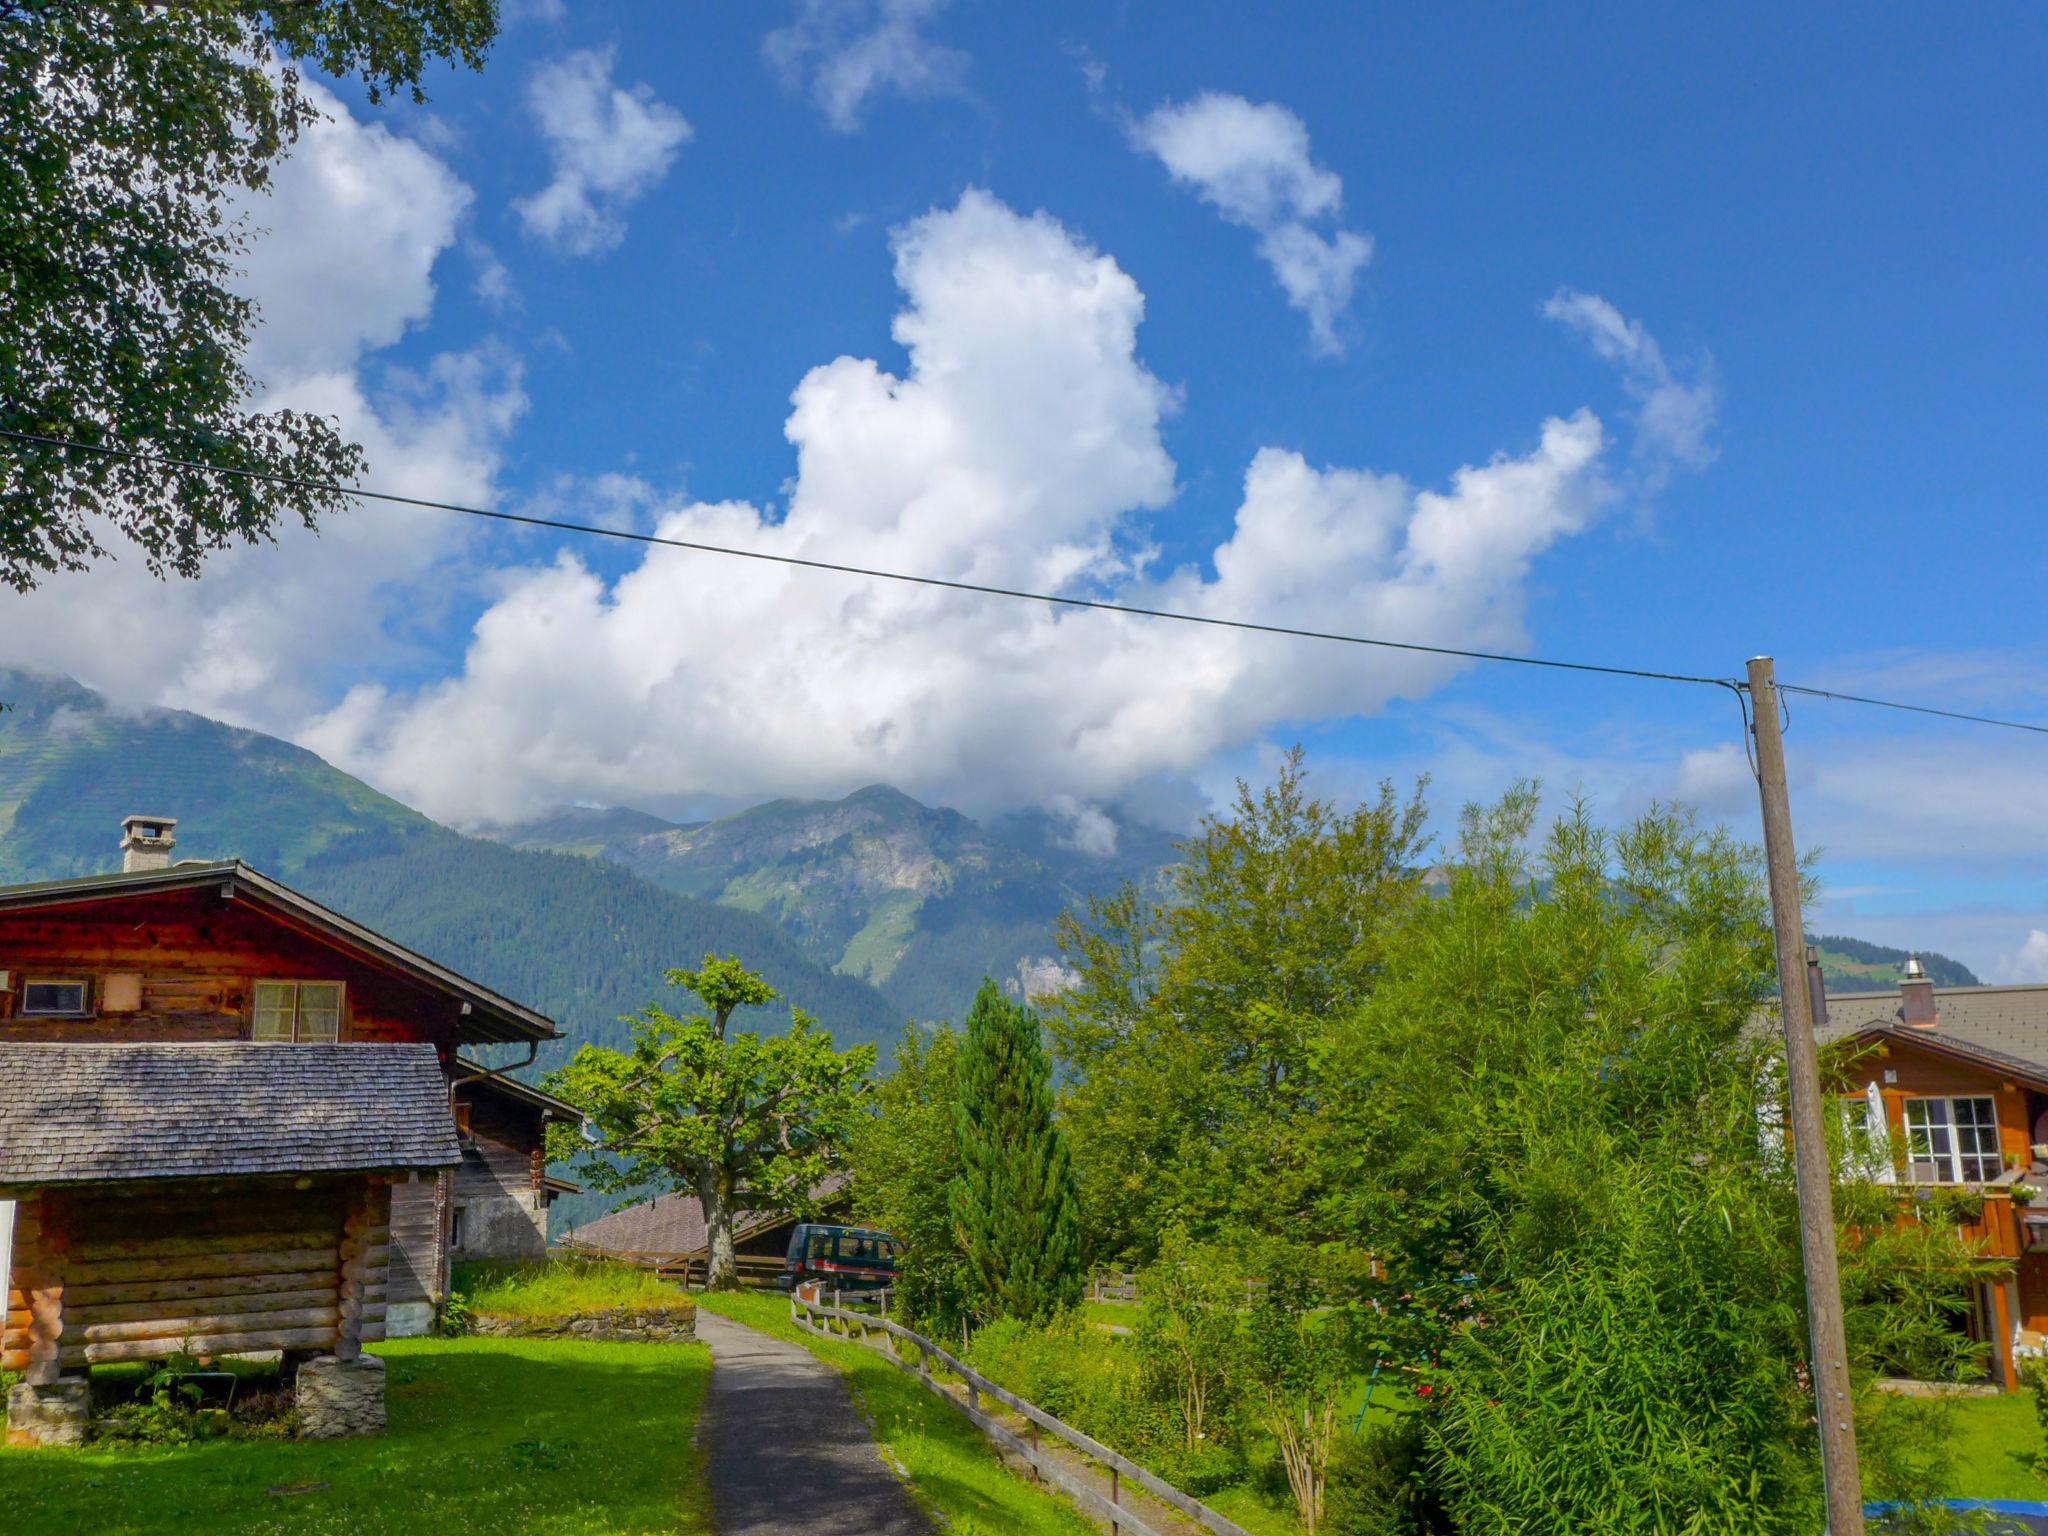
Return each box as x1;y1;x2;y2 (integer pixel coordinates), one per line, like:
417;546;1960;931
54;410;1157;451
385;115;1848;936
119;814;177;873
1900;955;1939;1029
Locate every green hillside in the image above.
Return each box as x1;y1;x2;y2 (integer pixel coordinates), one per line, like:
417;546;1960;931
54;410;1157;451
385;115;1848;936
486;783;1184;1023
1808;932;1980;993
0;670;902;1062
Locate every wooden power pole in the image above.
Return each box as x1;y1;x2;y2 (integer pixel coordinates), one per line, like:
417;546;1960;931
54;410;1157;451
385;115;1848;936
1747;654;1864;1536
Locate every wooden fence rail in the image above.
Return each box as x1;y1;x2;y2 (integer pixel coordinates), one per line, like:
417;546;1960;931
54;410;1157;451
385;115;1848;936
792;1290;1256;1536
552;1246;787;1290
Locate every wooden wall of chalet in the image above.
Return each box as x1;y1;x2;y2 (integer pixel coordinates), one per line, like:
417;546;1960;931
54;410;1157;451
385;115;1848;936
389;1174;446;1307
2;1175;390;1379
0;888;462;1046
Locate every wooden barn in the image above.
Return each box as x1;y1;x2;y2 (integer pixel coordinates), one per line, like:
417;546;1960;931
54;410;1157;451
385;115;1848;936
1;1042;459;1442
0;816;560;1340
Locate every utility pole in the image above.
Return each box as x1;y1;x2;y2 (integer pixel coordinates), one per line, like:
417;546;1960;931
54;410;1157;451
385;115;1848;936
1747;655;1863;1536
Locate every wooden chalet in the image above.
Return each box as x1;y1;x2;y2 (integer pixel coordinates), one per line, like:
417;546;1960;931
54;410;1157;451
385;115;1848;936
1819;962;2048;1389
0;815;560;1343
0;1042;456;1397
448;1064;582;1262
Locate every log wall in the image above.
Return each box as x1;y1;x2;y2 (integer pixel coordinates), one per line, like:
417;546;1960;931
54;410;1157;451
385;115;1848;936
1;1176;392;1375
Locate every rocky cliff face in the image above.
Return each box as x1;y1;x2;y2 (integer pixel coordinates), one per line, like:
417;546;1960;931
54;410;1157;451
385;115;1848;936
486;783;1183;1022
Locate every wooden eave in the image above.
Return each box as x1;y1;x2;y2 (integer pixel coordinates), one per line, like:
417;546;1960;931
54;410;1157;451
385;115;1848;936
0;860;557;1045
1836;1024;2048;1096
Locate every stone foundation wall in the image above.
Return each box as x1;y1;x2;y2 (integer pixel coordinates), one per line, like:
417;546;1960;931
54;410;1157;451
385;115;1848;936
296;1354;386;1440
470;1303;696;1343
5;1378;90;1448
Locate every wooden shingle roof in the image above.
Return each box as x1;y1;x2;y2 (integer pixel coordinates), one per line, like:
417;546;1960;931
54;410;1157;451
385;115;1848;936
562;1171;851;1258
0;1042;461;1187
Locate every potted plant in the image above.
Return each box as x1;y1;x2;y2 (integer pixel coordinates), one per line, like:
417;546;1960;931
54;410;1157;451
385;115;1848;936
2015;1183;2040;1207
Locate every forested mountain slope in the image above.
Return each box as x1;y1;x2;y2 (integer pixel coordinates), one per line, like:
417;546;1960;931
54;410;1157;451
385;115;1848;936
486;783;1184;1022
0;670;902;1062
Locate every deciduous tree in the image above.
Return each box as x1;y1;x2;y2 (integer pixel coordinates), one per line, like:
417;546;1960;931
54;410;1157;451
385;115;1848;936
0;0;497;589
1048;748;1429;1259
546;956;875;1290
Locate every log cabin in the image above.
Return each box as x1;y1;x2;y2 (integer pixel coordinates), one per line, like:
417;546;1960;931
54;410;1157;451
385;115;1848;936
0;815;561;1343
0;1041;457;1407
1818;960;2048;1390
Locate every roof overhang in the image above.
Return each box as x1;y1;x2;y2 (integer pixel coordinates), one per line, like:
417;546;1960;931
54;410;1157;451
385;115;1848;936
1836;1024;2048;1095
0;861;557;1044
455;1058;581;1120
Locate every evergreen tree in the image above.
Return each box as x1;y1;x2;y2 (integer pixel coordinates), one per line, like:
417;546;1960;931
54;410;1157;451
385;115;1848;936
950;978;1083;1323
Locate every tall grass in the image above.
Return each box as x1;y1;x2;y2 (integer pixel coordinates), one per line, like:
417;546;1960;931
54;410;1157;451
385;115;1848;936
454;1257;691;1317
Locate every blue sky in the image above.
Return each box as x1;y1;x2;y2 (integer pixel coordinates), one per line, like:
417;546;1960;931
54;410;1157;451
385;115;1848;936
7;2;2046;976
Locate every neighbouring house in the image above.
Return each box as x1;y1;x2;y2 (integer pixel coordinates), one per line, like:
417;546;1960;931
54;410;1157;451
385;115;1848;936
0;815;560;1346
1818;959;2048;1390
448;1064;582;1262
560;1172;853;1284
1;1042;457;1443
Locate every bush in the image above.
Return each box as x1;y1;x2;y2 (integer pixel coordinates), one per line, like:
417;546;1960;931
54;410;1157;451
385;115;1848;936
1322;1415;1451;1536
964;1312;1186;1471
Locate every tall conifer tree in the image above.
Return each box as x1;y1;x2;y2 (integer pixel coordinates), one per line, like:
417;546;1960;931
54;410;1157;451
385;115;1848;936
950;978;1083;1323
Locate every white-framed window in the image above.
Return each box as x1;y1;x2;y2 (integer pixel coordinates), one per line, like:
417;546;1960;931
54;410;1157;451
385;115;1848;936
19;978;90;1016
1903;1095;2002;1184
251;980;344;1043
1840;1089;1896;1183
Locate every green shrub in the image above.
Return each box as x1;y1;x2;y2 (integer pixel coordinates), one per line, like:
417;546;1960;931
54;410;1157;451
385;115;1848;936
1322;1414;1451;1536
964;1312;1186;1471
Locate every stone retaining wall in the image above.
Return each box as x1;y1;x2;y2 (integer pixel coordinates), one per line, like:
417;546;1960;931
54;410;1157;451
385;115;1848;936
470;1303;697;1343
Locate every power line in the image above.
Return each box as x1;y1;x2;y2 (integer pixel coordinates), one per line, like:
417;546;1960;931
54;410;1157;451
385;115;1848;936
1776;683;2048;738
0;427;1738;692
9;426;2048;739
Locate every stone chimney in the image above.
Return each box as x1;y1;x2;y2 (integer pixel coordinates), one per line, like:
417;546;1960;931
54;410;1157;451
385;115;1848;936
1900;955;1938;1029
119;814;177;873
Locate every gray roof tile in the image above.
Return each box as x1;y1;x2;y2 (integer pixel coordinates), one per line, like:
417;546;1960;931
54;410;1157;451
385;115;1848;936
0;1042;461;1184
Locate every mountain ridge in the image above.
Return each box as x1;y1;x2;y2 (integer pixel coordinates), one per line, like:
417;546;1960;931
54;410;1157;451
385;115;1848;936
0;669;904;1063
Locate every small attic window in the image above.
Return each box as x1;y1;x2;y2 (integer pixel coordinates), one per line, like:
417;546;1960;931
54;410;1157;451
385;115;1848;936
20;979;90;1016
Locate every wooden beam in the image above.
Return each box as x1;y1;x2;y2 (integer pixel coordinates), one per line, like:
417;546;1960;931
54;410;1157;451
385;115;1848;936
65;1324;339;1367
64;1287;338;1328
65;1306;340;1346
58;1267;337;1310
61;1247;338;1288
24;1191;68;1386
335;1180;376;1363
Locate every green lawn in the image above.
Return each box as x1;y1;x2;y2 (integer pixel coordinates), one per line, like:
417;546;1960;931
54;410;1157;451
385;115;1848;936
695;1291;1096;1536
0;1336;713;1536
1944;1392;2048;1502
1081;1298;1141;1329
454;1258;692;1317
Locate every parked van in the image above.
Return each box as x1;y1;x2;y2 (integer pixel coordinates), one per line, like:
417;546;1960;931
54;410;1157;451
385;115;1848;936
777;1223;903;1292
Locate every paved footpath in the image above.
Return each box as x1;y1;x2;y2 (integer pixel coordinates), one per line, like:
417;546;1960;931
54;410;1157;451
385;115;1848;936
694;1308;932;1536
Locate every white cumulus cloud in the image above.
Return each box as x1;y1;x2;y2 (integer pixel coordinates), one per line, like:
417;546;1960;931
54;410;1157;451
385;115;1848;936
1132;92;1371;356
515;47;691;256
0;82;524;730
1544;287;1718;480
2013;931;2048;983
765;0;969;133
310;189;1612;825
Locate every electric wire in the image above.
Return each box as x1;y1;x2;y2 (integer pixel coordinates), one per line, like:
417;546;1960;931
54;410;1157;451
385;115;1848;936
8;426;2048;739
0;427;1738;691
